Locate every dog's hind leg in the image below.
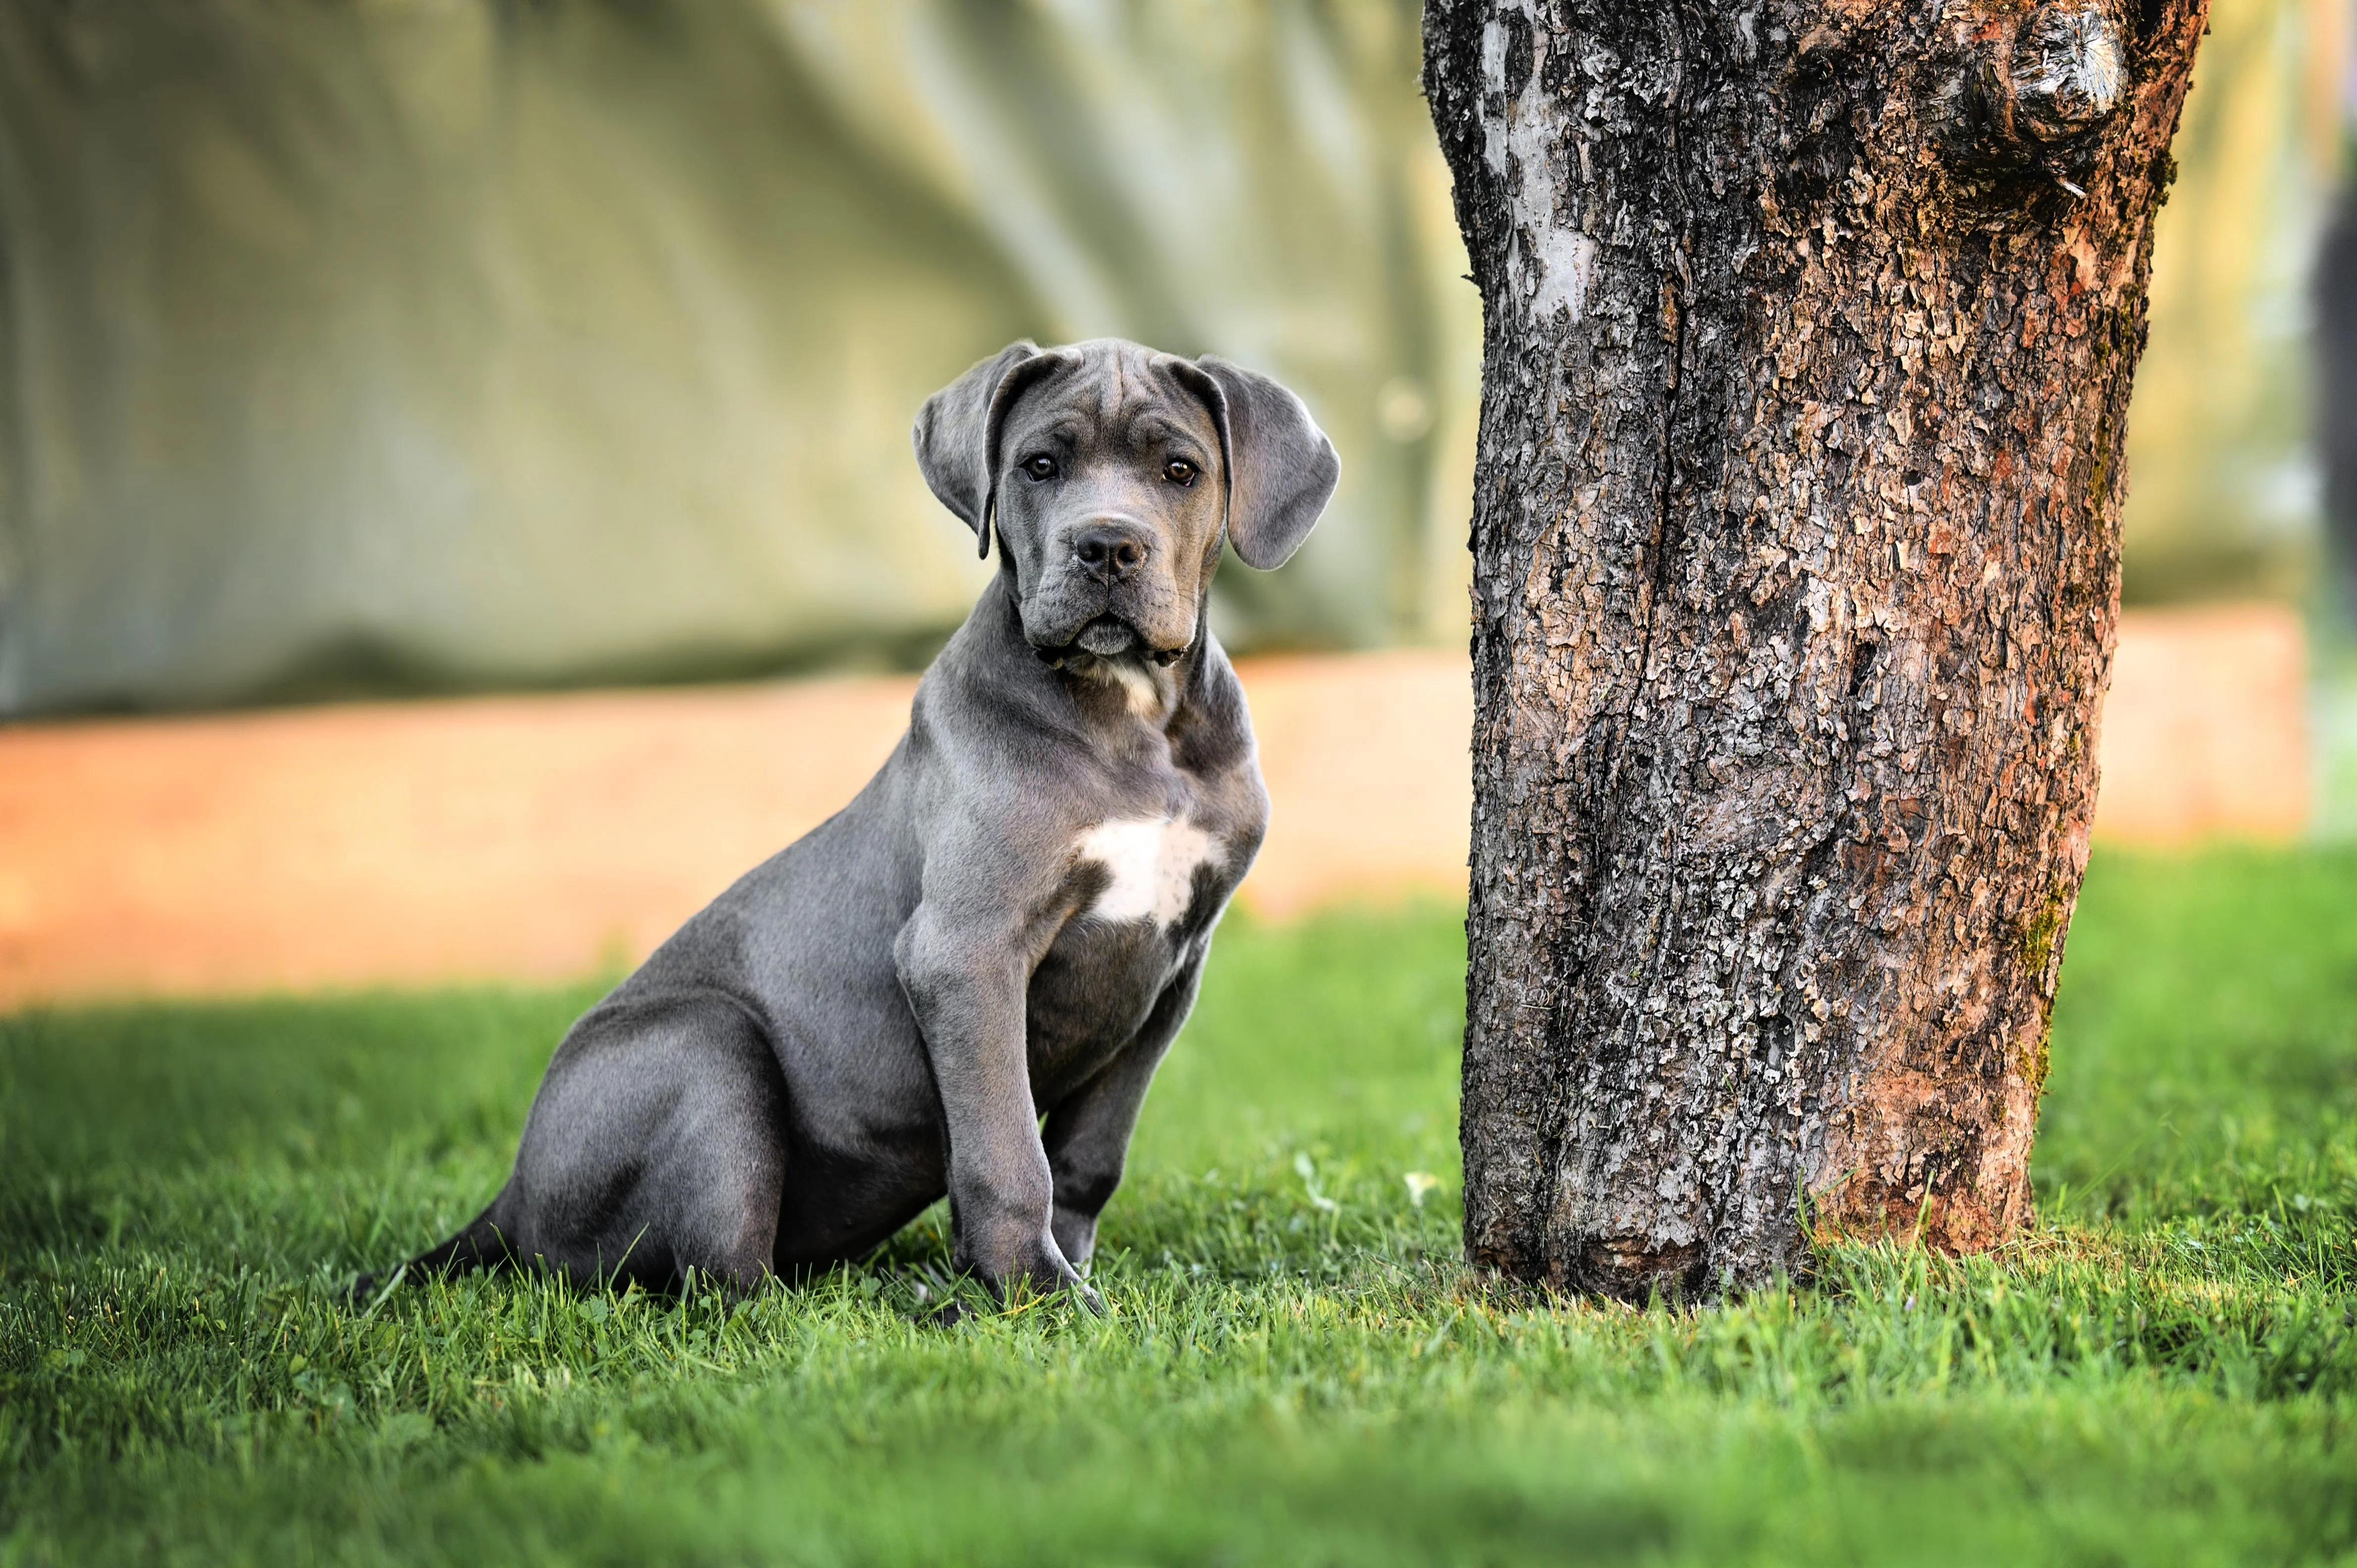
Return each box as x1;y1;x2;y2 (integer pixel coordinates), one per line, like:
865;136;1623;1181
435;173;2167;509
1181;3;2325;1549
507;998;790;1299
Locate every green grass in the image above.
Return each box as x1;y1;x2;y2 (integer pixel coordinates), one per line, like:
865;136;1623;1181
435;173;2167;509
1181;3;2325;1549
4;849;2357;1565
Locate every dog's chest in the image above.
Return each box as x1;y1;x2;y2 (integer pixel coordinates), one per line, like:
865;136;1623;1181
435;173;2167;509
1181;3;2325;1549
1071;816;1225;927
1026;811;1235;1095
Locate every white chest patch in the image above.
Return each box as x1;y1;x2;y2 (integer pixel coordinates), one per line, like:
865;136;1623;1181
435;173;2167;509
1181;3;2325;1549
1075;817;1222;927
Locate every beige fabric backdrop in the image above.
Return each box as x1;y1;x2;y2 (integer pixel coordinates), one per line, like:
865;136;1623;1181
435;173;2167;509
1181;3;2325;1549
0;0;1474;715
0;0;2324;717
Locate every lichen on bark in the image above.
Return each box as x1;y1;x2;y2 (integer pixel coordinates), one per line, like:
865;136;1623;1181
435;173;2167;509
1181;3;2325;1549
1425;0;2208;1299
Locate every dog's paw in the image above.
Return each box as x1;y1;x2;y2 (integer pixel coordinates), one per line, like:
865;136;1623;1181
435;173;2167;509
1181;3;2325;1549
1007;1261;1105;1319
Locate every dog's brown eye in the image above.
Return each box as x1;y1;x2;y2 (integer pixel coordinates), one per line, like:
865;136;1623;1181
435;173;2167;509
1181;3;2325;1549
1164;459;1197;486
1023;455;1057;481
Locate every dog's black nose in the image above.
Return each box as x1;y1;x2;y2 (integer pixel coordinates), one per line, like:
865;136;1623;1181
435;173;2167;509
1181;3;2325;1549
1073;525;1149;582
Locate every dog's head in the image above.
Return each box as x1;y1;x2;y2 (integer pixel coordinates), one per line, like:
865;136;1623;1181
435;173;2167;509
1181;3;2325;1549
913;339;1339;663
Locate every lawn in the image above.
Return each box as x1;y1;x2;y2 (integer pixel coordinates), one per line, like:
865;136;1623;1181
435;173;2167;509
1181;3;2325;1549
3;848;2356;1565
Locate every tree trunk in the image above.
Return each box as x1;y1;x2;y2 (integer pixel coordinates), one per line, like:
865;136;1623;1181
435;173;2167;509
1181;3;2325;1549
1425;0;2207;1299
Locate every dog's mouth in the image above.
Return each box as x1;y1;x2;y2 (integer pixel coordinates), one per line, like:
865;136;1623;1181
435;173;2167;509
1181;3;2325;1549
1032;616;1186;668
1074;617;1138;657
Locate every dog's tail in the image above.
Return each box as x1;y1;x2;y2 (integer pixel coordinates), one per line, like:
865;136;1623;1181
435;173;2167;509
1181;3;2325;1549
347;1185;518;1311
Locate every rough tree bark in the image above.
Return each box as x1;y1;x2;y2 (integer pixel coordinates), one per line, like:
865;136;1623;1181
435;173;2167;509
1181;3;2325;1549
1425;0;2208;1298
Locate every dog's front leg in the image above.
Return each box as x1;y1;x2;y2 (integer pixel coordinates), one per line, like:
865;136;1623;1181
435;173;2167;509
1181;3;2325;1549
895;906;1092;1308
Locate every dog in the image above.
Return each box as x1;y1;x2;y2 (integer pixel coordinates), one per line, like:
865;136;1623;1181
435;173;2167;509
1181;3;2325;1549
353;338;1339;1311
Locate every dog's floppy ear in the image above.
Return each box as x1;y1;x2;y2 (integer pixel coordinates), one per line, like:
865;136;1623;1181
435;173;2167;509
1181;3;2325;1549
1187;355;1341;570
913;341;1065;559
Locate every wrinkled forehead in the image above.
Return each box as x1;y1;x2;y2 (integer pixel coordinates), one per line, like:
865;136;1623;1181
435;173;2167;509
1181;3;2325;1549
1002;346;1221;456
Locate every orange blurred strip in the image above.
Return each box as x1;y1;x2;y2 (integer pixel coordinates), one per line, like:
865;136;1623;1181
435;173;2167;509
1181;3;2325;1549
0;613;2308;1006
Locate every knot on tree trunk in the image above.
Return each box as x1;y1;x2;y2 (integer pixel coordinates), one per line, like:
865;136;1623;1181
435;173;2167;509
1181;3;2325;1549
2013;7;2125;138
1931;2;2127;205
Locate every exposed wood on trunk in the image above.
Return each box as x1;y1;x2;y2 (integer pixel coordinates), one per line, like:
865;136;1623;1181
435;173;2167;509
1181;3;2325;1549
1424;0;2208;1298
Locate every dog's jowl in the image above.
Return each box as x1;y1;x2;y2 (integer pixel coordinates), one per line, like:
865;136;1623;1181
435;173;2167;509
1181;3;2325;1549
356;339;1339;1310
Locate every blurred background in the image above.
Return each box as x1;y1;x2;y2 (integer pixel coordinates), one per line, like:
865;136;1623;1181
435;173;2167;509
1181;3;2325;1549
0;0;1473;714
0;0;2350;1001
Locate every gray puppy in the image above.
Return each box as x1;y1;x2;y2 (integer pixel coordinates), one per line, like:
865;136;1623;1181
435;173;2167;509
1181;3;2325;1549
355;338;1338;1309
